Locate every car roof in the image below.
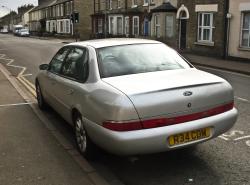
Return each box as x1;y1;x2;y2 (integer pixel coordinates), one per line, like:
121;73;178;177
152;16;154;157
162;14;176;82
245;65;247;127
66;38;162;49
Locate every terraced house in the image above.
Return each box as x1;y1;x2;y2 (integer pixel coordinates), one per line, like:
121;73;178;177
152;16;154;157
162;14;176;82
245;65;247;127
29;0;93;40
92;0;178;48
227;0;250;60
176;0;228;57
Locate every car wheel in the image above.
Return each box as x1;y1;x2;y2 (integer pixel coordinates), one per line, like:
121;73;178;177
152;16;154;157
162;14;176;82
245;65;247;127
74;113;97;159
36;81;47;110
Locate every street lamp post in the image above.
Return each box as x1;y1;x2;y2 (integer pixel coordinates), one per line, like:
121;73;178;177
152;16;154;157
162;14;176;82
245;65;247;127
1;6;12;31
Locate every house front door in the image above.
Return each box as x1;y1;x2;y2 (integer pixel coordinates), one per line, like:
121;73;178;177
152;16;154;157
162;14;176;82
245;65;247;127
180;19;187;50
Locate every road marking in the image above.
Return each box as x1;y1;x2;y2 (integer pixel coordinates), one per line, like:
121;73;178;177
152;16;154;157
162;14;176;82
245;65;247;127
235;96;250;103
218;136;230;141
22;74;33;77
0;102;34;107
234;135;250;141
246;140;250;147
0;53;36;97
197;65;250;78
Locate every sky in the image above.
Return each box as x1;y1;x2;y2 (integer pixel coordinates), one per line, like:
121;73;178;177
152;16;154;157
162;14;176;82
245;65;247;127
0;0;38;17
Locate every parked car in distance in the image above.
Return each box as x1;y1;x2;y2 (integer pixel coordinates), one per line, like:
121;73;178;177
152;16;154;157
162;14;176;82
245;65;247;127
36;39;238;158
18;29;30;37
13;25;23;36
0;28;8;33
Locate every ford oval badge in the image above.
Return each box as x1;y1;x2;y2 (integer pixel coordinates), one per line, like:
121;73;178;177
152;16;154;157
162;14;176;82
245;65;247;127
183;91;193;96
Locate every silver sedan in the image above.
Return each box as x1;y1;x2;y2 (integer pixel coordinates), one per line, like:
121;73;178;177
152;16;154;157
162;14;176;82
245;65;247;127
35;39;238;158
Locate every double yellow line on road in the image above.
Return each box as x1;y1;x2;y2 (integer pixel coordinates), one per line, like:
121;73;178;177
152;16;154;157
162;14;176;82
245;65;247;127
17;76;36;97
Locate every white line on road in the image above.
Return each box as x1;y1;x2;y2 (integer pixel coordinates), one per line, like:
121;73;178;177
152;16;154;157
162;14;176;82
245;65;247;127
235;96;250;103
234;135;250;141
218;136;230;141
0;102;35;107
22;74;33;77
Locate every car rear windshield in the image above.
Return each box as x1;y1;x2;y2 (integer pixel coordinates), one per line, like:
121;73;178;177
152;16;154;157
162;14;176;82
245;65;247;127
97;43;192;78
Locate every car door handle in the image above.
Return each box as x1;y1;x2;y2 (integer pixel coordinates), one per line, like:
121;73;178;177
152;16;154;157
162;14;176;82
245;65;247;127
68;89;74;95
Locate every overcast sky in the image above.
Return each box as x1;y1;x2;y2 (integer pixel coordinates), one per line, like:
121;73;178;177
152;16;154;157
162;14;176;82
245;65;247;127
0;0;38;17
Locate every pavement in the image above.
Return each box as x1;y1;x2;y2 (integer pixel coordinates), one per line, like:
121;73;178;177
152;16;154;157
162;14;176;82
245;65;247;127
183;53;250;76
0;63;109;185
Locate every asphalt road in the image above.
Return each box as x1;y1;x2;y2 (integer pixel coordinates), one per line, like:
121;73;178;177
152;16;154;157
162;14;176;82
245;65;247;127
0;34;250;185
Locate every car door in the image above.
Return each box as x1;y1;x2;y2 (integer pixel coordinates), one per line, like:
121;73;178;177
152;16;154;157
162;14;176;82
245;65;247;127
53;46;89;124
44;46;71;110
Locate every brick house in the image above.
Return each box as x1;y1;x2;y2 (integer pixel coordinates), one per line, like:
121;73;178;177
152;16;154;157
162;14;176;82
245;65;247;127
29;0;93;40
177;0;228;57
92;0;178;48
227;0;250;60
92;0;149;38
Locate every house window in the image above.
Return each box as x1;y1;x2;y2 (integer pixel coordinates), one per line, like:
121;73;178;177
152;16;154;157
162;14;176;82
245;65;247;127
132;0;137;8
117;17;123;35
70;1;73;13
166;15;174;37
118;0;121;8
109;16;123;35
65;20;70;33
60;21;63;32
154;14;160;38
57;5;60;17
66;2;69;15
144;0;149;6
109;0;112;10
241;12;250;48
198;12;214;43
133;16;139;36
97;19;103;33
61;4;64;16
125;16;129;36
109;17;114;34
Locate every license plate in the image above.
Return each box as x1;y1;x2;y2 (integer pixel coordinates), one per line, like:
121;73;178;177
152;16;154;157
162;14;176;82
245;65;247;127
168;128;211;147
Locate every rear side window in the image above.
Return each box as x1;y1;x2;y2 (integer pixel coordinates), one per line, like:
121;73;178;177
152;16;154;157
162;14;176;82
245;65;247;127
49;47;70;74
61;47;89;82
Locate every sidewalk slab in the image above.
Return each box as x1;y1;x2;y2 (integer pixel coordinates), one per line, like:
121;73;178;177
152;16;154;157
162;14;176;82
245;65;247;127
183;54;250;76
0;69;95;185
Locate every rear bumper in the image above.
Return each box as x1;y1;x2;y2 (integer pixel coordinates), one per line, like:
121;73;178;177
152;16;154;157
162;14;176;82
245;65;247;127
84;108;238;155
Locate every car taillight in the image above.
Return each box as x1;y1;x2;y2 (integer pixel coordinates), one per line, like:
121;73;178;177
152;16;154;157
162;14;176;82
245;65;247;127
103;120;142;131
103;102;234;132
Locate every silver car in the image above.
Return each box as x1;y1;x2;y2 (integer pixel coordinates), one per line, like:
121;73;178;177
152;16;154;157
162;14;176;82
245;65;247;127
36;39;238;158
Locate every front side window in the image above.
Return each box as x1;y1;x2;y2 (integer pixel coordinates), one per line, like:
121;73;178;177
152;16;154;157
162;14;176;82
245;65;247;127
198;12;214;43
49;47;70;74
241;12;250;48
61;47;88;81
97;44;191;78
133;16;139;36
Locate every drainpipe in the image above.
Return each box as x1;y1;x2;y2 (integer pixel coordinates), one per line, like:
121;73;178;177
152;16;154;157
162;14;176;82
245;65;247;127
223;0;230;59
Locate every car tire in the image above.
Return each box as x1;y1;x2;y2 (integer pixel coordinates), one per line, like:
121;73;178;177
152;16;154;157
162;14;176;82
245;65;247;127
74;112;97;160
36;81;48;110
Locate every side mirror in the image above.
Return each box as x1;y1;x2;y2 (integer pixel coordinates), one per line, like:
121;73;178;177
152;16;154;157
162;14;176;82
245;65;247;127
39;64;49;70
